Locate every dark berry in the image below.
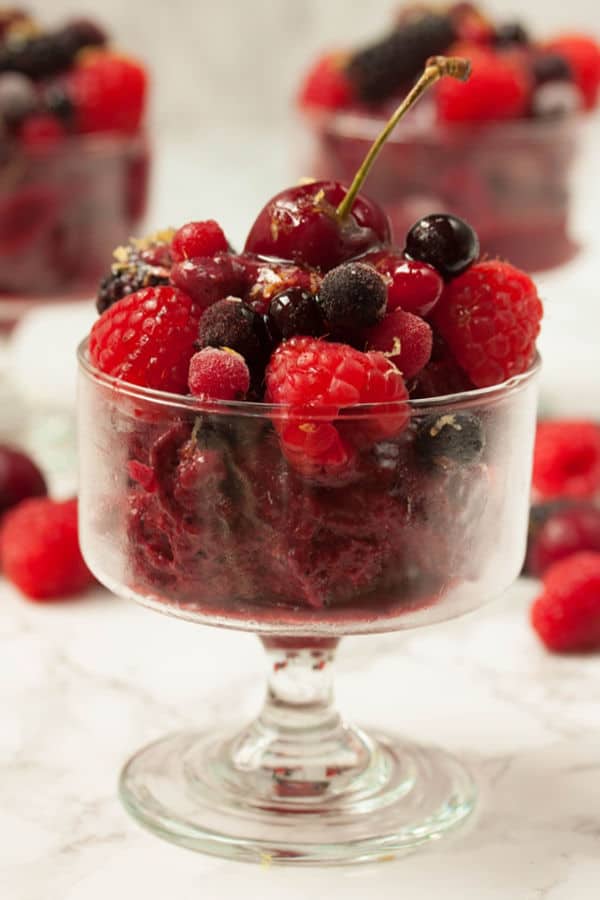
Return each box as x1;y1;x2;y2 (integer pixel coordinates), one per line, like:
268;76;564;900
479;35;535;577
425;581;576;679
0;34;72;80
44;85;74;124
60;18;107;54
96;239;171;314
318;262;387;330
531;52;573;86
405;214;479;280
244;180;391;273
197;298;271;367
414;413;484;467
346;13;456;103
0;445;47;516
495;22;529;47
269;288;324;340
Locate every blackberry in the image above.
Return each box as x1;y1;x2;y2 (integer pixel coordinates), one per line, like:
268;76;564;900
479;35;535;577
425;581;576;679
196;298;271;367
414;413;484;467
96;241;171;314
269;288;324;340
495;22;530;47
346;13;455;104
405;214;479;280
0;20;105;81
532;52;573;86
318;262;387;330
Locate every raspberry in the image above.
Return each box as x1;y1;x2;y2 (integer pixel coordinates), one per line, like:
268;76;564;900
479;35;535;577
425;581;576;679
171;254;246;310
409;354;473;398
318;262;387;330
436;46;531;121
188;348;250;400
171;220;229;263
265;337;409;477
0;445;47;516
533;421;600;500
89;286;201;394
19;114;65;149
0;498;93;601
67;51;147;134
525;502;600;577
546;34;600;109
432;261;542;388
366;309;432;379
531;552;600;652
298;52;355;110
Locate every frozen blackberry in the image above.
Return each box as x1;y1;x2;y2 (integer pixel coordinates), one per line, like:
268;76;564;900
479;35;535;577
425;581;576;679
96;238;171;314
346;14;455;103
318;262;387;330
495;22;530;47
196;298;271;367
269;288;324;340
414;413;484;467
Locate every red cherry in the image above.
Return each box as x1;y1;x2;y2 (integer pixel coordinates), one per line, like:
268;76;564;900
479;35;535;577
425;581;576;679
0;445;47;516
244;180;391;272
363;251;443;317
170;253;246;309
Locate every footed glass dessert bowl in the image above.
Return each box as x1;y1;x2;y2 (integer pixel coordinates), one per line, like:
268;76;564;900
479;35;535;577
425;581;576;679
78;343;539;864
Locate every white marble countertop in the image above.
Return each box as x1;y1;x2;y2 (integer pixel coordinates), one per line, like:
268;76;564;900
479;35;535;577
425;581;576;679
2;576;599;898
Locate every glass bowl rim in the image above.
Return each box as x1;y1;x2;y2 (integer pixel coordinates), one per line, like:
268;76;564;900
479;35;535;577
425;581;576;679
5;128;148;159
299;105;583;143
77;338;540;419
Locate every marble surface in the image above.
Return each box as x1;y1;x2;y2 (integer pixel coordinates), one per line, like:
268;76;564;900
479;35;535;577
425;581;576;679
1;576;600;898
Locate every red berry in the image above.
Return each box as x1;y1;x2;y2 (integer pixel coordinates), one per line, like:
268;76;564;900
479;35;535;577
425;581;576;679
531;552;600;652
546;34;600;109
432;260;542;388
436;45;531;122
533;421;600;500
171;253;246;310
450;4;495;44
19;114;65;149
188;348;250;401
526;503;600;578
409;354;473;399
89;286;201;394
265;337;409;478
171;220;229;263
67;51;147;134
363;251;443;316
298;51;355;110
0;445;47;516
244;180;391;272
366;309;433;379
0;498;93;601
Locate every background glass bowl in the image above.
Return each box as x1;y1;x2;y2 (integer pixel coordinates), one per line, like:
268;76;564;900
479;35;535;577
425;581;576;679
78;343;539;864
0;131;149;329
298;108;580;273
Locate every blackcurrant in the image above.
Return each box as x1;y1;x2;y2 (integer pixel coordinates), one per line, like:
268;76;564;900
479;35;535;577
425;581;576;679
405;214;479;280
197;298;271;367
269;288;324;340
414;413;485;467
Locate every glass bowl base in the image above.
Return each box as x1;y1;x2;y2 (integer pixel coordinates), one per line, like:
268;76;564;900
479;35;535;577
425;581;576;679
119;728;476;865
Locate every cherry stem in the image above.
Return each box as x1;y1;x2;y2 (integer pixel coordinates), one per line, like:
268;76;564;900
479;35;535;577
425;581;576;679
336;56;471;222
